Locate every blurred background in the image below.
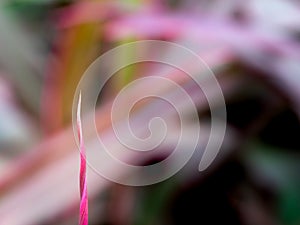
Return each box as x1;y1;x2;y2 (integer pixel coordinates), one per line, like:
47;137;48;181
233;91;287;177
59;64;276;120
0;0;300;224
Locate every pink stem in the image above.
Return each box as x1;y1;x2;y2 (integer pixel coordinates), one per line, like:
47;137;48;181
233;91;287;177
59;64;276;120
77;93;88;225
